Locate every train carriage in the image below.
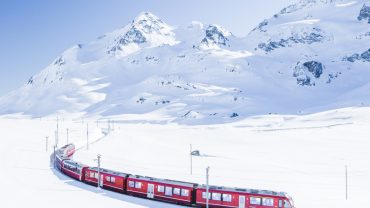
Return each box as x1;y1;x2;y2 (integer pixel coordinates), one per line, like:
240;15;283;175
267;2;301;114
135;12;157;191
57;144;76;157
126;175;197;206
84;167;128;192
62;144;75;157
55;153;69;171
61;160;88;181
195;186;294;208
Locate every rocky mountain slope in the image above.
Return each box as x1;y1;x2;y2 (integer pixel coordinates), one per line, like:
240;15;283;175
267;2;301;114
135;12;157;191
1;0;369;123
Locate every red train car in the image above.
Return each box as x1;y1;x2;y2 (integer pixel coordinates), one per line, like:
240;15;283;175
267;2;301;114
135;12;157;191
61;159;88;181
84;167;129;192
126;175;197;206
57;144;76;157
55;153;69;171
195;185;294;208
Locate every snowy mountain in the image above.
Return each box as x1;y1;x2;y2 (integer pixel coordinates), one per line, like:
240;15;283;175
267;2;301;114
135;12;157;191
1;1;370;123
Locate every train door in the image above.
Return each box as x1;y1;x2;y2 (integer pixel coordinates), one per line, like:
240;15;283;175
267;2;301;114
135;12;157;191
238;195;246;208
147;184;155;199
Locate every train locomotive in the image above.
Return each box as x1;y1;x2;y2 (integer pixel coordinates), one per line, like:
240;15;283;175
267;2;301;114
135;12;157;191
54;144;295;208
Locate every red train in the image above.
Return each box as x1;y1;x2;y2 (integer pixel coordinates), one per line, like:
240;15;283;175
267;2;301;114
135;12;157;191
85;167;128;193
54;144;295;208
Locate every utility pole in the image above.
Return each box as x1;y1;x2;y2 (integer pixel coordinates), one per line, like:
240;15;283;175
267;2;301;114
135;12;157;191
66;128;69;144
108;120;110;134
97;154;101;188
206;166;210;208
45;136;49;152
56;117;59;147
86;123;89;150
190;144;193;175
345;165;348;200
53;145;56;168
55;130;58;148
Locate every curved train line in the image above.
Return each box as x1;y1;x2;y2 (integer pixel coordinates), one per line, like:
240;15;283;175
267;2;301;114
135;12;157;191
53;144;295;208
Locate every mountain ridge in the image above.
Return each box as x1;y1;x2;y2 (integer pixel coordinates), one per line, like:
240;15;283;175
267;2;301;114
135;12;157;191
1;1;370;123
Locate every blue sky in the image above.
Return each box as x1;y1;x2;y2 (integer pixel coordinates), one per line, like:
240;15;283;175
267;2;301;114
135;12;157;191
0;0;295;96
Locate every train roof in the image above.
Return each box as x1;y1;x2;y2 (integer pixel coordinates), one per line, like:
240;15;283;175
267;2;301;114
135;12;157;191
63;159;88;168
197;185;288;198
88;167;129;177
55;153;70;160
57;144;75;152
59;143;75;149
128;175;197;188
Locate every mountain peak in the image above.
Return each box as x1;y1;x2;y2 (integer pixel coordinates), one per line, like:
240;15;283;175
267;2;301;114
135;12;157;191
108;12;177;55
130;12;170;35
200;24;232;48
133;12;163;25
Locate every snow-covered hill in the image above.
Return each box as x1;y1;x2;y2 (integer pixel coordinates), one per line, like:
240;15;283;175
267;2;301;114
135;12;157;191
1;0;370;123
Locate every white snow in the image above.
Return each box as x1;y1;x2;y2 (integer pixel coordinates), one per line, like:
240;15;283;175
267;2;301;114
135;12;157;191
1;107;370;207
279;19;321;26
1;3;370;122
1;2;370;207
336;1;357;7
0;116;180;208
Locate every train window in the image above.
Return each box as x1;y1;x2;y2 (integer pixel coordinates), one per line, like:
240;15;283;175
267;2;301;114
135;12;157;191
262;198;274;206
65;163;80;174
202;192;211;199
135;182;142;189
284;200;291;208
158;185;165;193
128;181;135;188
250;197;261;205
165;187;173;196
222;194;232;202
212;193;221;201
105;176;115;183
279;200;283;208
90;172;94;178
181;189;189;197
76;167;81;174
173;188;181;195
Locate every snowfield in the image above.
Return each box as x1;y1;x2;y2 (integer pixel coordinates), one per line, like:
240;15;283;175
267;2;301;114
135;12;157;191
1;107;370;207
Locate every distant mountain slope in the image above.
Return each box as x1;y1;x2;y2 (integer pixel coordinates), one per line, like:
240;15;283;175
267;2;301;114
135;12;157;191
1;1;370;123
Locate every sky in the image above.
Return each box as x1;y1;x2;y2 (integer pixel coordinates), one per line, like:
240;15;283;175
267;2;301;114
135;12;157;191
0;0;296;96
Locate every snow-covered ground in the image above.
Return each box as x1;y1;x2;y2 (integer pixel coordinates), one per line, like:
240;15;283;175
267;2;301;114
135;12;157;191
1;107;370;207
0;115;180;208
